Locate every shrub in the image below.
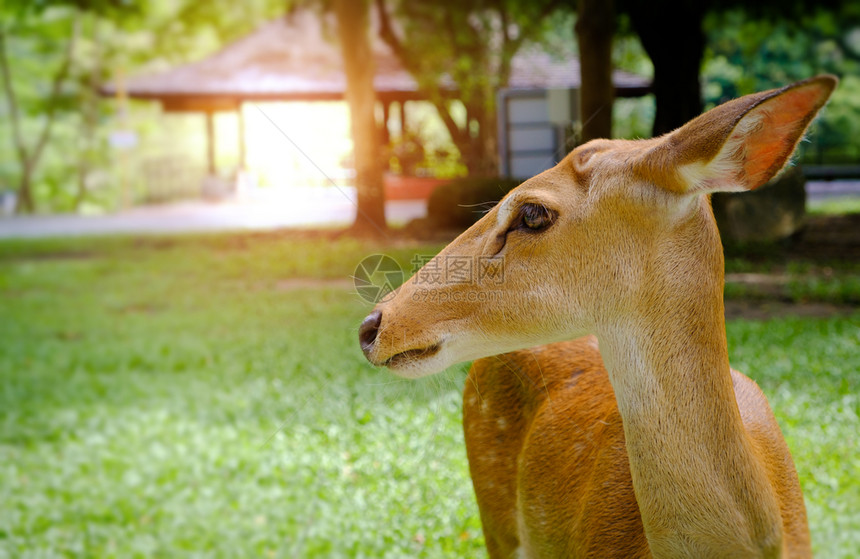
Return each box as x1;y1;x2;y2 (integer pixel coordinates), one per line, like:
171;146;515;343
426;177;523;229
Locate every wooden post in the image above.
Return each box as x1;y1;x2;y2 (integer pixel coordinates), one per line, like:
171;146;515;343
237;103;246;170
205;110;216;175
380;100;391;145
115;66;130;210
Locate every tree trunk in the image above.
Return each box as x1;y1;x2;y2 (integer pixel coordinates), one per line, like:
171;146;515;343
76;17;101;211
18;166;35;213
628;2;706;136
464;94;499;176
576;0;616;142
334;0;387;236
477;86;500;175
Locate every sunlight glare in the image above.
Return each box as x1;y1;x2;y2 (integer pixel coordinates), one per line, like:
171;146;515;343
245;101;353;190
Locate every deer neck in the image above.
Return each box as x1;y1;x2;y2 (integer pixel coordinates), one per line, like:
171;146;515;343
595;237;785;557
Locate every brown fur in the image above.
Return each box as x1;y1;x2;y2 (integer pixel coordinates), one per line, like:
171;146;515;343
465;340;649;558
361;76;837;558
465;338;810;557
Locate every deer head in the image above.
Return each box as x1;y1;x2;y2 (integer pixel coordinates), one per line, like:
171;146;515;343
359;76;836;378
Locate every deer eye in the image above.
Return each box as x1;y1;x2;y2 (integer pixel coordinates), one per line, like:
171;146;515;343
519;203;555;231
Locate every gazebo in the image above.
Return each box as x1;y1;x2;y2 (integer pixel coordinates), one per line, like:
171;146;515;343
100;8;651;180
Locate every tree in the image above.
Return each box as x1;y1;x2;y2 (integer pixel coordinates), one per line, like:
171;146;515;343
615;0;852;136
0;7;80;213
568;0;707;139
332;0;387;235
575;0;616;142
376;0;564;175
703;6;860;164
0;0;293;214
623;1;705;135
0;0;152;213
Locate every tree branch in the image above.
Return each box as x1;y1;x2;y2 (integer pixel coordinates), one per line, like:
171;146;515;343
503;0;565;62
434;98;468;145
375;0;414;72
497;0;512;45
0;12;81;171
0;25;27;168
28;12;81;171
376;0;466;145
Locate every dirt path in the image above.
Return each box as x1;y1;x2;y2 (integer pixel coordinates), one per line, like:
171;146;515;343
792;213;860;260
724;300;857;321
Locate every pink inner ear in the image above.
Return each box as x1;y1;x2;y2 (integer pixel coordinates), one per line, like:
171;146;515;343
741;86;826;189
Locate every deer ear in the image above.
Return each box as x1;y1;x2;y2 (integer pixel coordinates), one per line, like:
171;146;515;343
658;75;837;195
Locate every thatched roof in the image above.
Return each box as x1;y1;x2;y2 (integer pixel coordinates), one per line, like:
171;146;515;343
102;9;651;111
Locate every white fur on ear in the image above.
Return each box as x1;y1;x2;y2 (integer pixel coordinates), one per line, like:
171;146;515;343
672;76;836;195
677;112;768;195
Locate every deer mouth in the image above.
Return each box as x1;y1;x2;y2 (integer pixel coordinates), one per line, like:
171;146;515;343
383;343;442;369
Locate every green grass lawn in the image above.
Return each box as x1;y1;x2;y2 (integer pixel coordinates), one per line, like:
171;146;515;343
0;231;858;557
808;196;860;216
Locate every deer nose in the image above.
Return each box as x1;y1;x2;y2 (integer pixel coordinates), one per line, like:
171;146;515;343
359;309;382;355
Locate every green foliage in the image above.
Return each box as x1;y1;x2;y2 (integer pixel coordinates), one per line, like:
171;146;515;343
379;0;567;174
383;111;468;180
0;7;81;211
145;0;284;62
606;5;860;154
2;0;141;17
0;0;285;214
612;97;655;140
703;6;860;164
384;0;562;102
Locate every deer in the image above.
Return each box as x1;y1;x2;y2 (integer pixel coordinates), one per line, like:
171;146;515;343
359;75;836;558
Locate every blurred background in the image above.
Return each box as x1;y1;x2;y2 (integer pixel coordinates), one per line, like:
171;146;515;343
0;0;858;229
1;1;859;557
